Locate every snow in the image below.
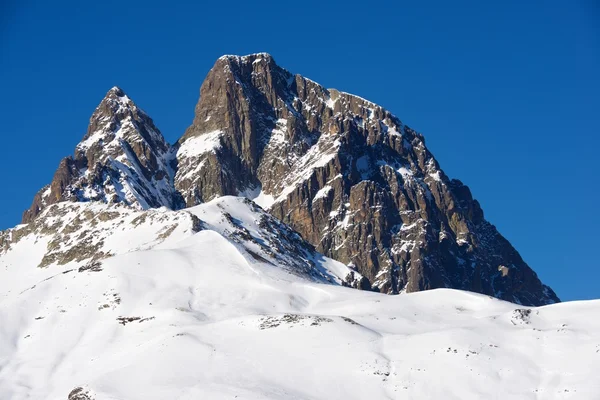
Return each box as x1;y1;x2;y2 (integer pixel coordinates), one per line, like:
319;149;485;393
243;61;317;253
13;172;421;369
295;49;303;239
41;186;51;198
374;159;415;184
382;120;402;137
239;186;276;210
61;89;180;212
399;221;419;232
265;119;287;147
175;130;225;187
176;130;223;157
430;171;442;182
0;198;599;399
337;211;354;229
251;191;275;210
397;166;413;180
338;90;378;108
220;53;272;62
313;185;332;201
76;128;107;150
273;138;341;204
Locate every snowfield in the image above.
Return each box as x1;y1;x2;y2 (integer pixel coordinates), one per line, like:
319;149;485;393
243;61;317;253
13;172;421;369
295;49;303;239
0;198;598;399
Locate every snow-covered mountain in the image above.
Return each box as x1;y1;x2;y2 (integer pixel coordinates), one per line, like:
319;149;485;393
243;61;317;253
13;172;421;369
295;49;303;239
22;87;182;224
20;53;558;306
175;53;559;305
4;50;596;400
1;197;598;399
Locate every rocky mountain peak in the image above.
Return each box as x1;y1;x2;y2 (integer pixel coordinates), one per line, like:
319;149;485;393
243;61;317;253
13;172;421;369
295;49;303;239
174;53;559;306
86;86;138;130
22;87;181;224
181;52;290;139
20;54;559;306
76;86;168;167
107;85;126;95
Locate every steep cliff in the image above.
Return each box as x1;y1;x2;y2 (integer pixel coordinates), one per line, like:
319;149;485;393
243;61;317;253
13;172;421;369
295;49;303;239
174;53;558;305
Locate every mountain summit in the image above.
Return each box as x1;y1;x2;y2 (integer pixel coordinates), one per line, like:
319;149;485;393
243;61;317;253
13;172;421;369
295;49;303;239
22;87;181;223
21;53;558;306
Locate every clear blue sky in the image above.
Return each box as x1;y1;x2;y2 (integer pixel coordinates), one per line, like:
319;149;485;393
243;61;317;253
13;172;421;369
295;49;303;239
1;1;598;301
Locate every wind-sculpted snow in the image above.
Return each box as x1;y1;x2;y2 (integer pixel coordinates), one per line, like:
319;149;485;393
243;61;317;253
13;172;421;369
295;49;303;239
0;210;597;399
3;197;359;287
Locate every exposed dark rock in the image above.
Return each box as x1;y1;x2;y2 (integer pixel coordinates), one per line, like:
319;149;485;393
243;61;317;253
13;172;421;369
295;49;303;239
68;387;94;400
259;314;333;329
174;53;558;306
117;316;155;325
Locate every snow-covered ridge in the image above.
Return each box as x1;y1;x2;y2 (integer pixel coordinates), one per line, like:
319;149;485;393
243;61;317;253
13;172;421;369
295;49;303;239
1;197;597;399
22;86;182;224
3;197;358;286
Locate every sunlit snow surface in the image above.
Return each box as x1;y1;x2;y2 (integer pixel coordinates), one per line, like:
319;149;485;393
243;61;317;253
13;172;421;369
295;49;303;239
0;197;598;400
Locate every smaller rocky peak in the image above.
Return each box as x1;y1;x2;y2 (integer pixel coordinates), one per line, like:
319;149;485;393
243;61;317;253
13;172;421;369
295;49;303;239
22;86;180;224
89;86;139;125
78;86;167;158
98;86;135;112
107;85;125;96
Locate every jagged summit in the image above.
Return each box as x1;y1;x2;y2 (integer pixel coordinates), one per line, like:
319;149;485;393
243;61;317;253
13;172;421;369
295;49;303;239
107;85;125;95
174;53;558;305
22;87;182;223
218;52;275;62
77;86;162;156
95;86;133;112
20;55;559;306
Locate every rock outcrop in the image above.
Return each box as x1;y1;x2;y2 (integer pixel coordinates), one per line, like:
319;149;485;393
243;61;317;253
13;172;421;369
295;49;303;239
174;53;558;306
22;87;182;223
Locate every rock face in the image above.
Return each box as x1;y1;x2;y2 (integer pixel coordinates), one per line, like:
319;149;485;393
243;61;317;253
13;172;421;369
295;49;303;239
175;53;558;306
22;87;182;223
21;54;559;306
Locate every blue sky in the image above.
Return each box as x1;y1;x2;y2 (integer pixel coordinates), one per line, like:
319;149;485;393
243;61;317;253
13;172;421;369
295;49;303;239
1;1;598;301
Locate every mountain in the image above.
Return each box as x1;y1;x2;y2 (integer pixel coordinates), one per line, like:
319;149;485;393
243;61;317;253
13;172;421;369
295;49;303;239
22;87;181;224
1;54;595;399
5;196;360;287
1;199;598;399
20;53;558;306
175;53;558;306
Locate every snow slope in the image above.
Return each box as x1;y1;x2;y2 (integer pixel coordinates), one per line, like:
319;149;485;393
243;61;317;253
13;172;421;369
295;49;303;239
0;198;598;400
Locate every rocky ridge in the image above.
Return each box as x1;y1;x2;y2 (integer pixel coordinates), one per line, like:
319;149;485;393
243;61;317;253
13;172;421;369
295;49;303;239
5;197;362;287
22;87;181;224
18;53;558;306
